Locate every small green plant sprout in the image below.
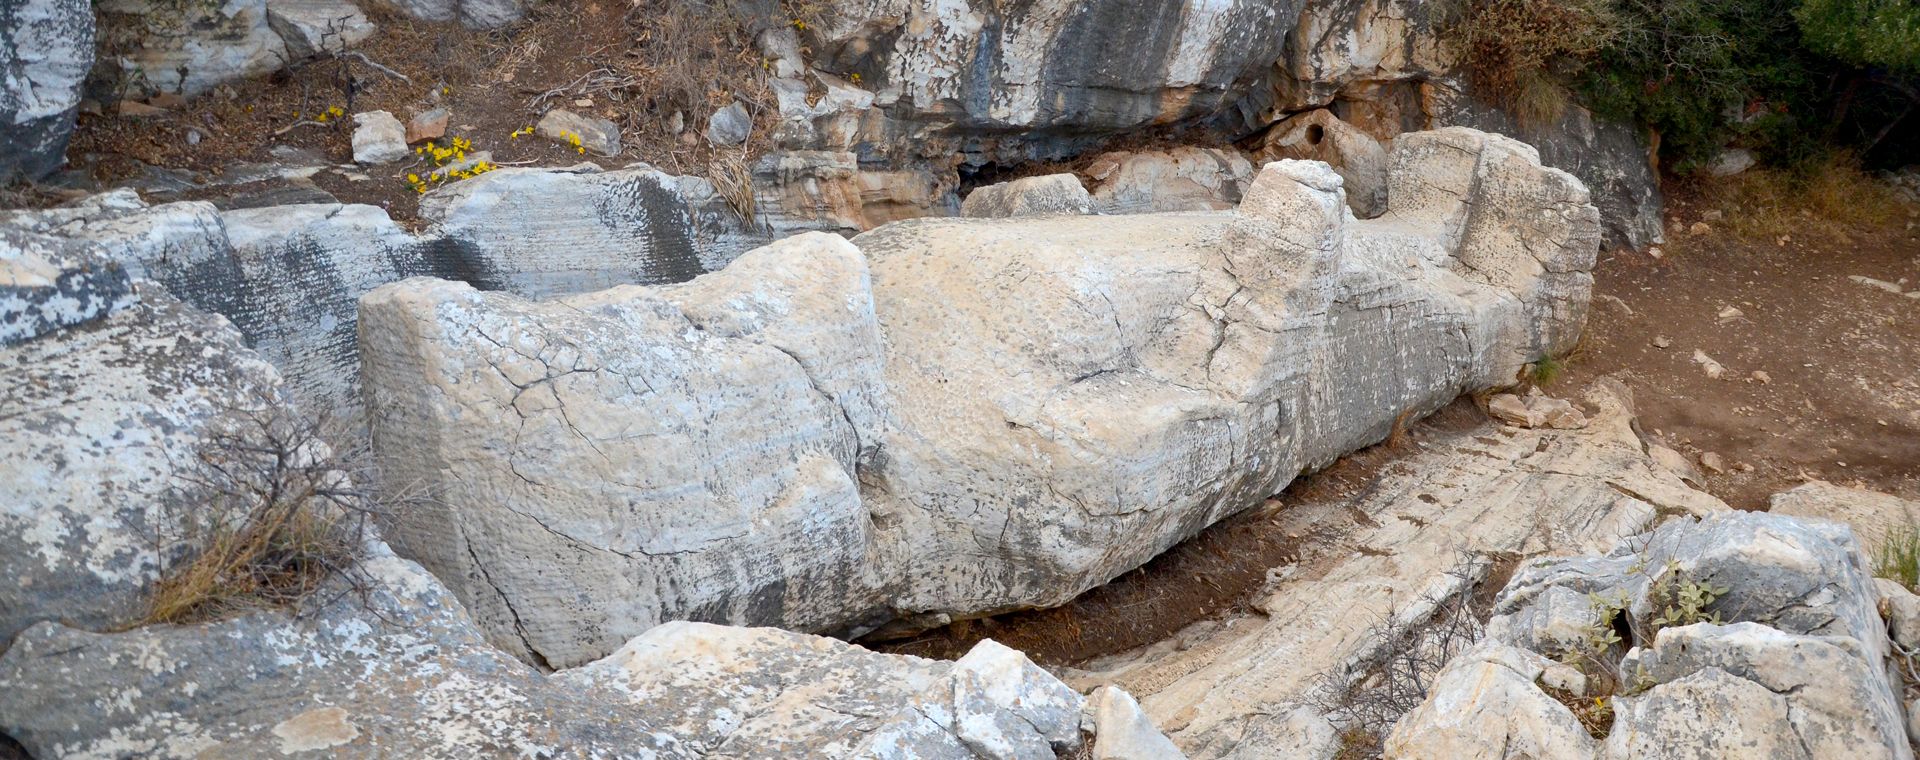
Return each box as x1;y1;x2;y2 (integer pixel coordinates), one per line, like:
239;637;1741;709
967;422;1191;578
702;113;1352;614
1875;527;1920;591
1527;354;1567;386
1644;561;1729;636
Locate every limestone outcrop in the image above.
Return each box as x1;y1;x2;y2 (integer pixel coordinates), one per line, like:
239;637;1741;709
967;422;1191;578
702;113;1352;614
962;174;1093;218
0;0;93;182
0;283;286;643
360;127;1603;667
1385;510;1913;759
1071;380;1726;758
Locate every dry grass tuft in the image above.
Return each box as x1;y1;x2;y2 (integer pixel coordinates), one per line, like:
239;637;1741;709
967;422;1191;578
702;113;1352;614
143;403;387;626
1684;153;1910;242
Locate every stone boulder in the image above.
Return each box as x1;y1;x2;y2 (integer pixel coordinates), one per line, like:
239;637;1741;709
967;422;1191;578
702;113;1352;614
363;128;1604;667
1389;510;1912;760
1257;109;1389;218
0;283;285;644
359;232;890;667
0;545;1135;758
962;174;1093;218
96;0;289;97
1083;147;1255;214
0;166;776;427
369;0;522;28
0;0;93;182
1382;644;1597;760
266;0;378;59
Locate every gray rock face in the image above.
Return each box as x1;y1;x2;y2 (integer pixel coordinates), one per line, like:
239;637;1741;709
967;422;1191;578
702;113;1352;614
363;128;1603;668
0;226;134;345
368;0;523;28
0;283;285;644
266;0;377;59
0;0;93;182
962;174;1093;218
96;0;289;96
0;166;771;427
0;542;1127;758
1382;644;1597;760
1391;510;1913;760
1770;480;1920;553
811;0;1305;165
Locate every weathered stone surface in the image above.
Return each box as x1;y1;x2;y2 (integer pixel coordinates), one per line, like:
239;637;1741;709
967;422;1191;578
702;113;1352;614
266;0;377;59
360;232;888;667
707;101;752;146
1425;510;1913;760
0;283;284;644
365;130;1606;668
417;164;764;298
0;226;134;345
1086;686;1189;760
96;0;289;96
1257;109;1388;217
537;107;621;156
1770;480;1920;553
368;0;522;28
1075;380;1723;758
1083;147;1255;214
752;150;955;235
1610;621;1910;759
1383;644;1596;760
351;110;410;164
962;174;1093;218
0;0;94;182
1;541;1122;758
809;0;1305;165
0;165;780;428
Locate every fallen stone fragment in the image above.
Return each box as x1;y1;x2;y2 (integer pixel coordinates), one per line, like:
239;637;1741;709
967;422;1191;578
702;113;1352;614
350;110;408;164
1650;443;1705;485
1086;686;1188;760
1700;451;1727;473
707;101;752;145
266;0;376;59
537;108;620;156
1084;147;1254;214
1689;221;1712;236
407;106;448;144
1851;275;1906;294
1383;644;1596;760
1653;335;1671;348
1717;305;1744;322
1488;393;1540;427
962;173;1092;218
1693;349;1726;379
1751;370;1771;384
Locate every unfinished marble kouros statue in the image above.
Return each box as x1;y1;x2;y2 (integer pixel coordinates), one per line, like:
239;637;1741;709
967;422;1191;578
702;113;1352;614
360;127;1602;667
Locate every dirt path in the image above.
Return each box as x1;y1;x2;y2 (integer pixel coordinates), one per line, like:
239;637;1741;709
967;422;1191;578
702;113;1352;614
1562;188;1920;508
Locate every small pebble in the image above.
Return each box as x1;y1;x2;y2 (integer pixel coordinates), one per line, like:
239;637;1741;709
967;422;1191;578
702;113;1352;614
1653;336;1672;348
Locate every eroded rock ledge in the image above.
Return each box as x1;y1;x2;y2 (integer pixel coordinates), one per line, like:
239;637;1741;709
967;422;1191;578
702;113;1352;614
358;127;1602;668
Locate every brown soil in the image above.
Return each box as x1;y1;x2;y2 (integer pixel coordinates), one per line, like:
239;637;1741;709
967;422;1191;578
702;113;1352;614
1559;184;1920;509
64;2;780;224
